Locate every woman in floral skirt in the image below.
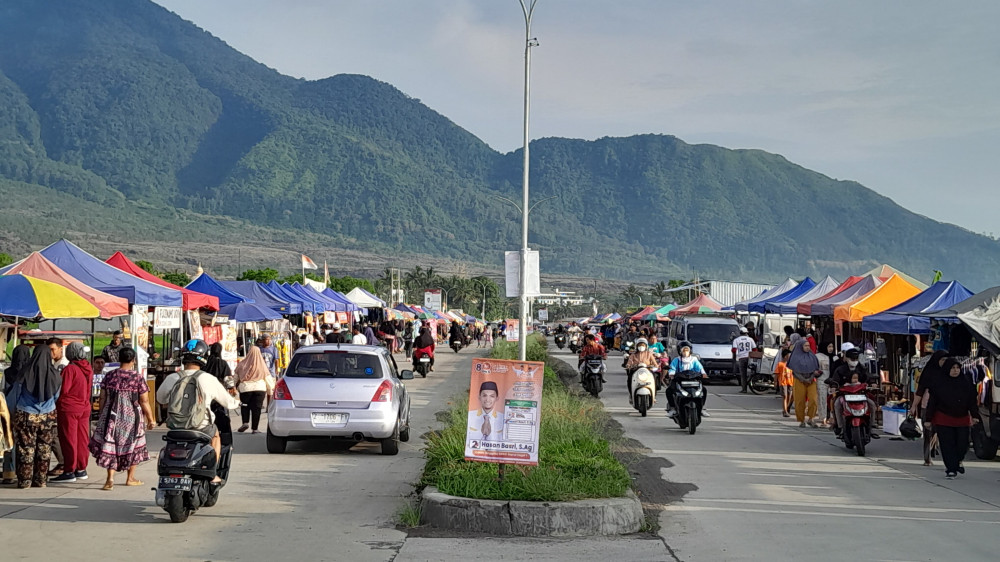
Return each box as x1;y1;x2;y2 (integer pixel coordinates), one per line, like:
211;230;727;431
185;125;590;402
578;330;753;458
89;348;155;490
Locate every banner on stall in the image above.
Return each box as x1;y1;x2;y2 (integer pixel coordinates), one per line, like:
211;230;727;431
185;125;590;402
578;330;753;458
336;311;350;324
187;310;203;340
132;306;150;353
153;306;183;332
323;312;336;325
464;357;544;466
505;320;519;341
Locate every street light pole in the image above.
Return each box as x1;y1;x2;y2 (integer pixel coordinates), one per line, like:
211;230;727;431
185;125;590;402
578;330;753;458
518;0;538;362
473;280;489;321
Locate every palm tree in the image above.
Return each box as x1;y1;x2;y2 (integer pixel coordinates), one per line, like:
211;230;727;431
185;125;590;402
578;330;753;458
621;284;643;307
650;281;669;303
403;266;439;293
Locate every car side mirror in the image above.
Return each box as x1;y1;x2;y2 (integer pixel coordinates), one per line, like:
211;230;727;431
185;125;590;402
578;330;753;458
400;370;414;380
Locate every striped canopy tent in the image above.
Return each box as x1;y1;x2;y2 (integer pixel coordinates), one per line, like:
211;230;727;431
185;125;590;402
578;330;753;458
0;274;101;319
834;274;922;323
4;252;129;319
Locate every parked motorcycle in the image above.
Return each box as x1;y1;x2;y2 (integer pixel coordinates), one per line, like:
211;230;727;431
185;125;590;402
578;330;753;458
670;370;705;435
630;364;657;417
554;333;567;350
835;382;873;456
580;354;605;398
155;424;232;523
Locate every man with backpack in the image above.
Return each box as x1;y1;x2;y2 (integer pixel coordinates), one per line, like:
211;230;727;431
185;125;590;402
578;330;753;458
155;340;239;481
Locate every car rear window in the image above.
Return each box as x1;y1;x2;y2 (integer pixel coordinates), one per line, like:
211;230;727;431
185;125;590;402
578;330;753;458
286;351;383;378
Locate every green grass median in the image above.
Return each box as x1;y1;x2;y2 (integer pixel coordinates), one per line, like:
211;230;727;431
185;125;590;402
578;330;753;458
420;337;631;502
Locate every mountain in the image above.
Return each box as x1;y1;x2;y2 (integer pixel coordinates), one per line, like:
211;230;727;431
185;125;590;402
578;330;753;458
1;0;999;289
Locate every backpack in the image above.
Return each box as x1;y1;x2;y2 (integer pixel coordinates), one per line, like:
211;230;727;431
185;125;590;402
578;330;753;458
166;371;209;430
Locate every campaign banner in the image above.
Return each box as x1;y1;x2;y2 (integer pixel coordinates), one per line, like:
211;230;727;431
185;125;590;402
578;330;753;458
464;357;544;466
505;319;519;342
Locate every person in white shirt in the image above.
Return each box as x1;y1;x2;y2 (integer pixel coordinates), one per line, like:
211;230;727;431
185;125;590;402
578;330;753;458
351;326;368;345
733;327;757;394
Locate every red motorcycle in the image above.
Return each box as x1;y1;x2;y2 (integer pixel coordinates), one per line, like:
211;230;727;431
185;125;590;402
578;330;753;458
836;382;873;456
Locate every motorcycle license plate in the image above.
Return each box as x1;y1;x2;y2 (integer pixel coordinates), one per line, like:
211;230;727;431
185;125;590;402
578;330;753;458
681;381;701;387
844;394;867;402
158;476;192;491
311;412;348;425
419;357;431;363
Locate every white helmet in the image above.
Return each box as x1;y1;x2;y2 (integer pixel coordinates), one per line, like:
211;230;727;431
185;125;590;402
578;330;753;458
636;338;649;348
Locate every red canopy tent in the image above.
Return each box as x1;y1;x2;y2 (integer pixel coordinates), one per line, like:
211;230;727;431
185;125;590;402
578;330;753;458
4;252;130;318
105;252;219;311
668;294;725;318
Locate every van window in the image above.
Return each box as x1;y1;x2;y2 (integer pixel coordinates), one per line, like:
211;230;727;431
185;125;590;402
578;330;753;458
687;324;737;345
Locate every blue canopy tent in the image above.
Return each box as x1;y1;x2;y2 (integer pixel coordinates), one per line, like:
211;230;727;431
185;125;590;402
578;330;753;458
764;276;840;315
217;280;301;315
265;281;324;315
861;281;974;334
11;239;184;307
319;288;361;312
749;278;816;314
185;273;249;307
395;303;418;314
219;302;284;322
734;278;799;313
287;283;349;312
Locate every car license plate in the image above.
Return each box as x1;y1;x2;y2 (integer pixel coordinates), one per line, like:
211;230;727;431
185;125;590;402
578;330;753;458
311;412;348;425
158;476;192;491
845;394;867;401
681;381;701;387
419;357;431;363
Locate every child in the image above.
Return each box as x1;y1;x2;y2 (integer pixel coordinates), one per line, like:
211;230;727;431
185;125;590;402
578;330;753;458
775;349;793;417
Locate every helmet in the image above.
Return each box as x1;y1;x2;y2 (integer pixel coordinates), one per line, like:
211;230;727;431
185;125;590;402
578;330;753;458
678;341;692;353
844;348;861;360
636;337;649;347
181;339;209;367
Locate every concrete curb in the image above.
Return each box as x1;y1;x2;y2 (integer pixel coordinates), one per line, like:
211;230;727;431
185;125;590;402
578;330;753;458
420;486;644;536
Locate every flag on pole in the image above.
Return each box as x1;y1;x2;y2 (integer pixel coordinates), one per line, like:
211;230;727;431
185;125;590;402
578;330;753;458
301;254;318;270
323;261;330;285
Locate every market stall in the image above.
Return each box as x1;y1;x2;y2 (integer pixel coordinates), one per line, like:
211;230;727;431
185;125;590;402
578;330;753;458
763;276;840;315
668;294;726;318
733;278;799;313
3;252;129;318
748;277;817;314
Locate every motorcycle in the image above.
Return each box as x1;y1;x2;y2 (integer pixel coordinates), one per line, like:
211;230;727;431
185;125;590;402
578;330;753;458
412;348;432;378
554;333;567;349
835;382;873;456
568;333;582;354
630;364;657;417
746;355;775;395
580;354;605;398
155;423;232;523
450;338;463;353
670;370;705;435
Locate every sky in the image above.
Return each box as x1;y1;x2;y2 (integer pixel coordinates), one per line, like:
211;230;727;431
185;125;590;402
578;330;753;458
155;0;1000;236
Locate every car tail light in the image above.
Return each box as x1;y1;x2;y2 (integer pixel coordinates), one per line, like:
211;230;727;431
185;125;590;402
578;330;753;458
371;380;392;402
274;378;293;401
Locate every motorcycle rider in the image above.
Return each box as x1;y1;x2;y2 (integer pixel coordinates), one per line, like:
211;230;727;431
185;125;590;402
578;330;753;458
827;348;879;439
625;338;659;404
577;334;607;384
155;340;240;482
449;321;464;348
664;344;709;418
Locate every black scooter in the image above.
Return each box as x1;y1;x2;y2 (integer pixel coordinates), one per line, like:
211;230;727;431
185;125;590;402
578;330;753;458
670;370;705;435
554;333;567;349
155;406;232;523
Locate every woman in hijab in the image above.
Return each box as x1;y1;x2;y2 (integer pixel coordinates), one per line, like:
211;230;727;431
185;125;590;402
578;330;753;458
11;345;61;488
413;327;436;371
233;346;274;434
2;344;31;484
204;343;235;436
52;343;93;482
787;337;822;428
364;324;379;346
923;358;980;479
911;349;951;465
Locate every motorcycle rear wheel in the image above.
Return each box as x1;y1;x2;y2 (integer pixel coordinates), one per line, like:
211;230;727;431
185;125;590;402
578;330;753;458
165;493;191;523
748;373;774;395
852;425;866;456
589;378;602;398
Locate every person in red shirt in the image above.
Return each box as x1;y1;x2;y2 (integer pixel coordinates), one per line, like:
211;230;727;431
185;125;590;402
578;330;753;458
577;334;607;383
51;342;94;482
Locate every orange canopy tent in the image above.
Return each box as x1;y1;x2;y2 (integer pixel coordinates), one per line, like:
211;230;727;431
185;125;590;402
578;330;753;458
668;294;725;318
105;252;219;311
833;274;922;323
3;252;129;318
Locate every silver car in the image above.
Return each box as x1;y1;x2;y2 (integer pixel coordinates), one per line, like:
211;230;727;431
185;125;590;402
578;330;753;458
266;344;413;455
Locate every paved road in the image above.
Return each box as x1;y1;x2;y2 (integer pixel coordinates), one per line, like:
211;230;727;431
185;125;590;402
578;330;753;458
0;347;480;561
549;346;1000;562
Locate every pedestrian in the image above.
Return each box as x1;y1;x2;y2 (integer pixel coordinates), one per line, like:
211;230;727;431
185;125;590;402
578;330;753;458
923;358;979;479
818;342;837;426
787;337;822;428
402;321;415;358
47;338;68;478
101;330;127;363
10;345;62;488
51;342;93;482
204;342;236;435
775;349;793;417
234;346;274;434
910;349;951;465
732;327;756;393
351;326;367;345
484;324;494;348
2;344;31;485
258;336;279;377
364;324;379;346
89;348;155;490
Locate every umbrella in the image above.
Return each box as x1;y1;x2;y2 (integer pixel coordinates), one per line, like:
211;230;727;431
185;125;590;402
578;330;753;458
0;274;101;319
218;302;284;322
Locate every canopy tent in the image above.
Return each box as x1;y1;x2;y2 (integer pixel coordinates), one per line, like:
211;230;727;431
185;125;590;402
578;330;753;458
797;276;864;315
834;274;922;323
265;281;323;315
6;240;184;307
626;306;660;320
290;283;355;312
106;251;219;311
320;288;361;312
642;312;671;322
925;287;1000;355
303;277;328;292
764;276;840;315
734;278;799;313
654;304;677;315
346;287;385;308
863;264;928;291
4;252;129;318
0;274;101;319
861;280;974;334
279;283;333;313
185;273;249;307
218;302;284;323
395;303;419;314
750;277;818;314
806;276;882;316
669;294;725;318
217;281;300;315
